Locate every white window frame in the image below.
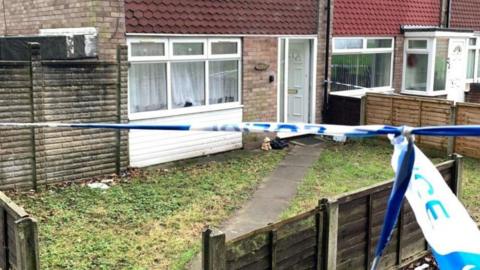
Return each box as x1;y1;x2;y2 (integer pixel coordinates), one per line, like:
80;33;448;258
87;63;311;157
331;37;395;94
466;37;480;83
127;37;168;62
208;39;241;58
128;37;242;120
169;38;208;60
401;38;447;96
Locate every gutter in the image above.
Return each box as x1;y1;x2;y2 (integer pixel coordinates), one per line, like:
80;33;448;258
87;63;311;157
322;0;332;121
446;0;452;28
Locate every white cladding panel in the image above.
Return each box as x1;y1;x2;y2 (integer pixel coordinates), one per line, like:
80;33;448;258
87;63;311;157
129;107;243;167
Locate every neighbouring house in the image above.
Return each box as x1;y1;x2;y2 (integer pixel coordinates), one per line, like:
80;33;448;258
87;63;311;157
325;0;480;124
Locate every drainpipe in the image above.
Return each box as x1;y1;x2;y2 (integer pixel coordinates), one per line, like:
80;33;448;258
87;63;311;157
446;0;452;28
322;0;332;121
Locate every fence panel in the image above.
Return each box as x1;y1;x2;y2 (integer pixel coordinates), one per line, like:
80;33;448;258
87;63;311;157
0;192;39;270
204;207;325;270
332;157;460;270
365;93;453;150
455;102;480;158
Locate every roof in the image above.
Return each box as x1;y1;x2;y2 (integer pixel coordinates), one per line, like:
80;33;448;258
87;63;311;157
450;0;480;31
125;0;318;35
333;0;442;36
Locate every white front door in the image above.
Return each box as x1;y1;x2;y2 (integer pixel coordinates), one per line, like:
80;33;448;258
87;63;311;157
287;40;310;123
446;38;467;102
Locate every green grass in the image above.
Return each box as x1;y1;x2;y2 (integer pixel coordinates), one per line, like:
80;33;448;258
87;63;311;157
10;149;287;270
462;157;480;222
281;139;449;219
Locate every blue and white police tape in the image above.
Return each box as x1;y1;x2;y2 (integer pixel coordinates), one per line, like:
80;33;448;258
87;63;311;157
1;121;480;269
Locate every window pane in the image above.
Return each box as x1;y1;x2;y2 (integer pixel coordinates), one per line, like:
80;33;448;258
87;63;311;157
334;39;363;50
331;53;392;91
467;49;476;79
171;62;205;108
469;38;477;46
128;63;167;113
478;52;480;78
209;60;239;104
408;40;428;49
367;39;392;49
131;43;165;57
434;39;448;91
405;54;428;91
173;43;204;56
212;42;238;55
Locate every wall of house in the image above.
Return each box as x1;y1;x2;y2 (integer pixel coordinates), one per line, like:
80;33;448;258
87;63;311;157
0;45;128;190
393;36;405;92
0;0;125;60
316;0;332;123
242;37;278;122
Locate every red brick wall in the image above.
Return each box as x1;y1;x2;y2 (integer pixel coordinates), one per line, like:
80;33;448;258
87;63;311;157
393;36;405;92
242;37;278;122
0;0;125;60
466;85;480;103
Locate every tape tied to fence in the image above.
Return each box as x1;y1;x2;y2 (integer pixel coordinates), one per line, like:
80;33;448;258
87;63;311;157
2;121;480;269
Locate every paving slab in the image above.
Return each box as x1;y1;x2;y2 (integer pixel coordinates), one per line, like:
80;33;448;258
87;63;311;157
187;141;323;270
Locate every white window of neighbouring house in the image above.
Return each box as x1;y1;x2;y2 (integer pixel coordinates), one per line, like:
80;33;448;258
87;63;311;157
466;37;480;82
402;38;448;95
127;38;241;118
331;37;393;93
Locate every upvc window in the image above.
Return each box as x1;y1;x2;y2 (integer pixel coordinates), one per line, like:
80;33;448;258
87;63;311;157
331;38;393;92
128;38;241;117
466;37;480;82
402;38;447;95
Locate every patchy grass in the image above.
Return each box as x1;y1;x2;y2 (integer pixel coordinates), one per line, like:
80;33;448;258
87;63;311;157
11;149;287;270
462;157;480;222
281;139;448;219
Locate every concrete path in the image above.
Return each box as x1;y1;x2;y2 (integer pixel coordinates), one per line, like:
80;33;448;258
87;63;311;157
188;139;323;269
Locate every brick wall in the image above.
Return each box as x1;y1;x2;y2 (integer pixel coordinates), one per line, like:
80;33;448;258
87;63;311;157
0;0;126;60
242;37;278;122
466;84;480;103
0;44;128;190
393;36;405;93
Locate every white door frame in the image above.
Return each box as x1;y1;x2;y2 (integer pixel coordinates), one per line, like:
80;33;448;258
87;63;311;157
277;36;318;123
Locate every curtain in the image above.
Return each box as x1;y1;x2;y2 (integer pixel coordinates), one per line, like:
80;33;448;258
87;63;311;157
209;60;239;104
171;62;205;108
129;63;167;113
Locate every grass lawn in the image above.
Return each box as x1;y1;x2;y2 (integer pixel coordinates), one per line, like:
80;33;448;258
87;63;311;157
10;149;286;270
282;138;480;222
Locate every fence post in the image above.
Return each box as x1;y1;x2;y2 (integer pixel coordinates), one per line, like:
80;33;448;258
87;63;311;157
270;229;278;269
320;198;338;270
115;46;122;176
28;43;41;191
316;205;325;270
451;154;464;201
447;105;458;156
360;95;367;125
14;217;40;270
202;228;226;270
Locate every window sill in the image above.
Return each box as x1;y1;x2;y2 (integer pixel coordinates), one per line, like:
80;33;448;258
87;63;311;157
129;103;244;121
400;90;447;97
330;87;394;98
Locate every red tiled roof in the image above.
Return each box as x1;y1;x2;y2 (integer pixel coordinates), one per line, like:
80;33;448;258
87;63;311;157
125;0;318;35
451;0;480;31
333;0;442;36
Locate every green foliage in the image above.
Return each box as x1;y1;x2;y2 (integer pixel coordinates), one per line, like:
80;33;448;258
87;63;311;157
12;150;286;270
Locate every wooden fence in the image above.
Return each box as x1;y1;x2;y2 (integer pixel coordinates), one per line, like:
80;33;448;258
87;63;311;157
0;192;39;270
202;155;462;270
363;93;480;158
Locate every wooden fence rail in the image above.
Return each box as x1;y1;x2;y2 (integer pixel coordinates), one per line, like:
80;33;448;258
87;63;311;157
202;155;462;270
0;192;39;270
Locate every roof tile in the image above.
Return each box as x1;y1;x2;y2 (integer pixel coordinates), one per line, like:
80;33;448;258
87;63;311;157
451;0;480;31
125;0;318;35
333;0;441;36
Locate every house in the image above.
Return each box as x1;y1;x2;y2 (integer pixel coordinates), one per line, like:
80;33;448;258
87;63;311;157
0;0;326;168
2;0;480;170
326;0;480;123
